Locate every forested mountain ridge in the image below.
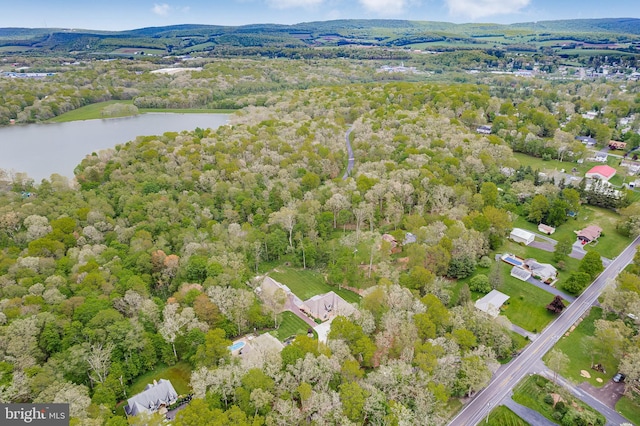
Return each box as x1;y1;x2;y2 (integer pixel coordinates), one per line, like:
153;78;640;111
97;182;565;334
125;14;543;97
1;18;638;55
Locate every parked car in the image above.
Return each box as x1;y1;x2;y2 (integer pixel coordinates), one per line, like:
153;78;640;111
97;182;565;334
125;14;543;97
613;373;626;383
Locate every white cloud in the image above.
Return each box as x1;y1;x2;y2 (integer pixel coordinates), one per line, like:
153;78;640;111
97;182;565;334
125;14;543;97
445;0;530;19
266;0;323;9
359;0;408;15
152;3;172;16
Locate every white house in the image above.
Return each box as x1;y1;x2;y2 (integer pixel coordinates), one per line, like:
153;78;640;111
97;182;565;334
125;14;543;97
475;290;510;318
510;228;535;245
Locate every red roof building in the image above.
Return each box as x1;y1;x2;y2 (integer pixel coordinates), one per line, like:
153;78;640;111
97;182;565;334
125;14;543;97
585;165;617;181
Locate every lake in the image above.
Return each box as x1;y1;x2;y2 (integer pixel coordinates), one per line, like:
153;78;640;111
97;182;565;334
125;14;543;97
0;113;229;181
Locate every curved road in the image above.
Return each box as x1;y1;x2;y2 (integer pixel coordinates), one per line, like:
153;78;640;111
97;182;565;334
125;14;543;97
342;126;355;180
449;234;640;426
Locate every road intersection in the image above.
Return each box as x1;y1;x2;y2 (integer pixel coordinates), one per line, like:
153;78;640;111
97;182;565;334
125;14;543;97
449;235;640;426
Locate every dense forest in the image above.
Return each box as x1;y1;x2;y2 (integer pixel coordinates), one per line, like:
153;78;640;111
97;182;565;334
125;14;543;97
1;32;640;425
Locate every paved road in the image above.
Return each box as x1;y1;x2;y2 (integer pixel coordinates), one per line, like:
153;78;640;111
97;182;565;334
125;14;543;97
342;126;355;180
535;363;630;426
502;396;556;426
449;234;640;426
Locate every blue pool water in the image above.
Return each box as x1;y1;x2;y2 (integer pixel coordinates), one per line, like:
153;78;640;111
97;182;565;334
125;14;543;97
228;341;246;351
504;257;523;266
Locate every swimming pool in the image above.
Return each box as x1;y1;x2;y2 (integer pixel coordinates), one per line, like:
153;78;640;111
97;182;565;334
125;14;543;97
502;256;523;266
228;341;246;352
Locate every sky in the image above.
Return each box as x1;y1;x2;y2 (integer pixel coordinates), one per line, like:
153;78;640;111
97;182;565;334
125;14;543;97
1;0;638;31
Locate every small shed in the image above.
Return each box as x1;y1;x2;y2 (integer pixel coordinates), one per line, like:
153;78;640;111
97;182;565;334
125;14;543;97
510;266;532;282
475;290;510;318
538;224;555;235
510;228;535;245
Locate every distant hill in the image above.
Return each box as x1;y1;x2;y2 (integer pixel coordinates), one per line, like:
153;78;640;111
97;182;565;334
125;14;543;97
511;18;640;35
0;18;638;56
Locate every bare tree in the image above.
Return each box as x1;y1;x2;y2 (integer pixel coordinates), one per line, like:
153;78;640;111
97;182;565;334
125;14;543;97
85;342;114;385
269;206;297;249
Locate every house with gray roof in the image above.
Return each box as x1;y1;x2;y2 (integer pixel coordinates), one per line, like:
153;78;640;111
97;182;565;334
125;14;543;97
124;379;178;417
300;291;356;321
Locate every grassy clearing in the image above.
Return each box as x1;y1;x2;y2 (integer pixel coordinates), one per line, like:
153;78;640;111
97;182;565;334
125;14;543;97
616;396;640;425
513;374;605;425
128;362;192;397
482;405;530;426
269;267;360;303
48;100;236;123
48;101;135;122
275;311;312;341
546;307;618;387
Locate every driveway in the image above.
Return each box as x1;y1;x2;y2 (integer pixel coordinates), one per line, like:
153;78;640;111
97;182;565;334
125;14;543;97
526;276;576;303
578;380;626;410
529;240;555;252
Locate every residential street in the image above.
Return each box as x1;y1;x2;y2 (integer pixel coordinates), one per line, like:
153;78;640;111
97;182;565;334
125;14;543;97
449;234;640;426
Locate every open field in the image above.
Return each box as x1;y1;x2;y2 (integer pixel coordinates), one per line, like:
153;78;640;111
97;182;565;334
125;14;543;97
48;100;236;123
513;374;605;425
275;311;313;341
47;101;136;122
616;396;640;425
546;307;617;387
269;267;361;303
482;406;529;426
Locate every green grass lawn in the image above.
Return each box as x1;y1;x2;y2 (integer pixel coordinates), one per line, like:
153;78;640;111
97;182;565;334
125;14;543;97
128;362;193;397
48;100;236;123
269;267;360;303
48;101;136;122
616;396;640;425
512;204;629;259
499;270;559;333
546;307;618;387
482;405;530;426
513;374;605;425
275;311;313;341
